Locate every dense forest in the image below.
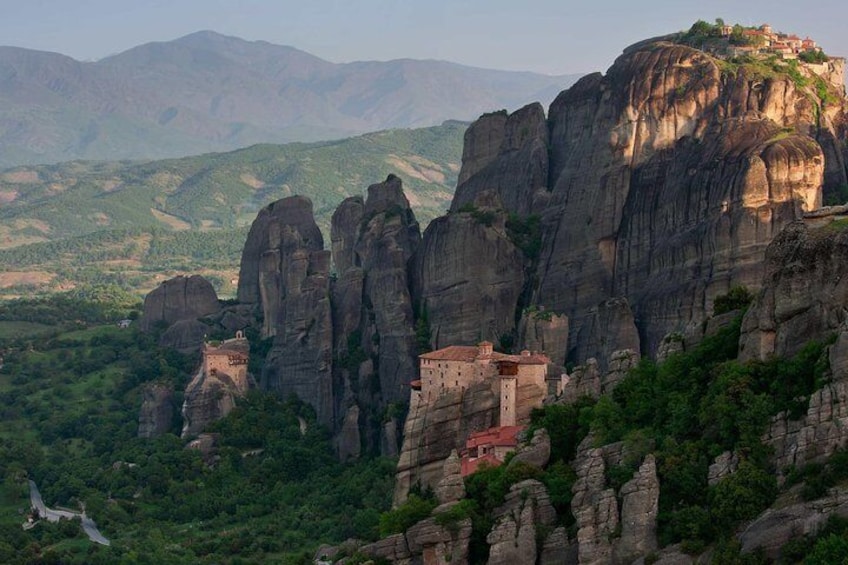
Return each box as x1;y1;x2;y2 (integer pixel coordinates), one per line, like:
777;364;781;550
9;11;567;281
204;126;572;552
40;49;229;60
0;290;395;564
3;288;848;562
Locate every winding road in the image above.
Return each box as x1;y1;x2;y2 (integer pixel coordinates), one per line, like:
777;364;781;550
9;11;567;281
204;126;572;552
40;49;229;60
28;480;110;545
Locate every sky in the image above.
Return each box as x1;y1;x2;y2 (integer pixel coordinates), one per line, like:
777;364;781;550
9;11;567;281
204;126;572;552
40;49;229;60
1;0;846;76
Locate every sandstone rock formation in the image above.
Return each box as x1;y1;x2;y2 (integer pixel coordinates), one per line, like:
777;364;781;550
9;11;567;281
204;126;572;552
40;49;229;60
571;434;659;565
739;221;848;362
158;319;210;353
739;486;848;560
139;275;220;333
539;46;827;355
434;450;465;505
181;334;252;438
572;298;640;373
412;204;526;350
137;383;174;438
517;308;569;366
356;513;472;565
329;175;421;454
451;102;550;216
353;175;420;405
394;381;499;504
508;427;551;470
486;479;557;565
762;326;848;478
237;196;334;427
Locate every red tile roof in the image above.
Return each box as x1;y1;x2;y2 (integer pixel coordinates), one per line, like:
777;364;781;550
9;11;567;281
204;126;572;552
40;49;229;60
419;345;549;365
465;425;524;448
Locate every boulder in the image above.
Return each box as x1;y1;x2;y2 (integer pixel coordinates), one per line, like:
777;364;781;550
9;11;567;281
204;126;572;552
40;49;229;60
508;427;551;469
434;449;465;505
140;275;219;332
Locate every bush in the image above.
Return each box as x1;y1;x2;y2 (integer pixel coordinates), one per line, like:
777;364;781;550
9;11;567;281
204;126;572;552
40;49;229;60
713;286;753;315
378;494;437;537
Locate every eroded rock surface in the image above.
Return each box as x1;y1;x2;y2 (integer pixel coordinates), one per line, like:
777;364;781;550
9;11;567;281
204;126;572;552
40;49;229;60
571;435;659;565
740;221;848;362
487;479;556;565
394;381;499;504
412;205;526;350
140;275;220;332
452;102;549;216
138;383;174;438
237;196;334;427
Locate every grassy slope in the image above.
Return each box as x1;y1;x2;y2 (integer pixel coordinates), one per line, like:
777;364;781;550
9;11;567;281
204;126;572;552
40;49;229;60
0;122;464;298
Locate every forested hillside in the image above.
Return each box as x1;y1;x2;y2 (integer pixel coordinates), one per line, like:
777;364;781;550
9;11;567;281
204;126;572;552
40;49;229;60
0;122;465;298
0;292;395;563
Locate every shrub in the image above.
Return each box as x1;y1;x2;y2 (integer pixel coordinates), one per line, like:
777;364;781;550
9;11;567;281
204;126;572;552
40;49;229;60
713;286;753;315
378;494;437;537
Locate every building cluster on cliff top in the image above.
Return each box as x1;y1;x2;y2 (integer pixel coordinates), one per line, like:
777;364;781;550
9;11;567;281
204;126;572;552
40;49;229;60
680;20;834;62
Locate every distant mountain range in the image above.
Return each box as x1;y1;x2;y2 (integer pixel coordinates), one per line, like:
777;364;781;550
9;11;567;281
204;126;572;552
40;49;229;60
0;31;580;167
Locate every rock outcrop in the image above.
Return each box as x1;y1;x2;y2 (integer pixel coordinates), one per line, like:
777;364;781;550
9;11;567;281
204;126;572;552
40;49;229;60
487;479;557;565
434;450;465;505
739;221;848;362
739;486;848;560
237;196;334;427
517;309;569;366
237;195;324;334
181;364;242;438
181;334;252;438
394;380;499;504
451;103;550;216
762;327;848;477
571;435;659;564
571;297;640;371
537;45;826;355
138;383;174;438
139;275;220;333
508;427;551;469
412;204;526;349
353;175;420;405
329;175;421;454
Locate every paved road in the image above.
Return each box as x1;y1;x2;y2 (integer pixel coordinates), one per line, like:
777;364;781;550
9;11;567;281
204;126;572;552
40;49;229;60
28;480;110;545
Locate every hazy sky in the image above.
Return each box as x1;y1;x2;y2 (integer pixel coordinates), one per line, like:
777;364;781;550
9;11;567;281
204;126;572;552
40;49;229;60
1;0;846;75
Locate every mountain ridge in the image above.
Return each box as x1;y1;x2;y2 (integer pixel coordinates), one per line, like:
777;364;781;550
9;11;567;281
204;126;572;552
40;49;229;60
0;31;580;168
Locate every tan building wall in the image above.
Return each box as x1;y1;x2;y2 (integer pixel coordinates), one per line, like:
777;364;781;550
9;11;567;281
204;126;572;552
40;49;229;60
419;358;496;402
500;376;517;427
204;352;249;390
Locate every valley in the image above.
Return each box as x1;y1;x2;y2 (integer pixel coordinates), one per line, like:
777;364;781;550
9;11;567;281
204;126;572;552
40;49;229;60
2;17;848;565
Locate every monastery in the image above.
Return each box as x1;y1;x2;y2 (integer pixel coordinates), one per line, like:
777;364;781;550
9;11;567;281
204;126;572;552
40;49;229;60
412;341;551;476
201;330;250;390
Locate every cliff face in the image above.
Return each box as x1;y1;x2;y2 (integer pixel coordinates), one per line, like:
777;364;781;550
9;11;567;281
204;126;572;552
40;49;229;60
237;196;334;427
740;220;848;361
412;197;527;349
431;42;848;364
532;44;831;356
234;178;422;453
